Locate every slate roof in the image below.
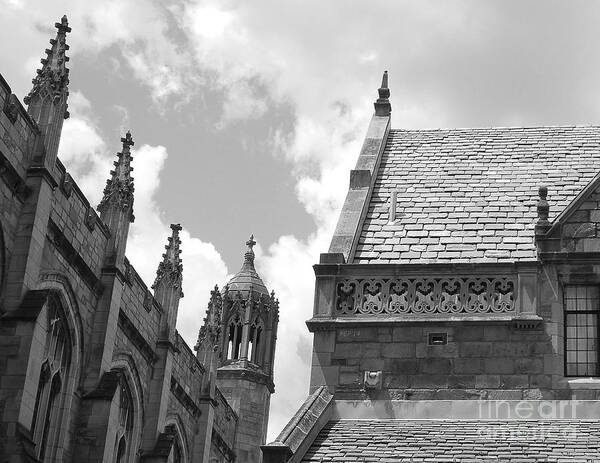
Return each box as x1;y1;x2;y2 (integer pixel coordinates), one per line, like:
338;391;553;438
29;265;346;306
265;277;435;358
353;126;600;263
301;419;600;462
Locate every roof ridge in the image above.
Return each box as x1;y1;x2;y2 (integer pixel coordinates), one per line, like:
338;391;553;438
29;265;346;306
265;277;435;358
391;124;600;132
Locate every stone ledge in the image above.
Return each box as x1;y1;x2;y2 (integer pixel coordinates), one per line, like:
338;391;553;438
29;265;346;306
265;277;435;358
332;399;600;420
262;386;333;463
307;315;524;331
568;378;600;390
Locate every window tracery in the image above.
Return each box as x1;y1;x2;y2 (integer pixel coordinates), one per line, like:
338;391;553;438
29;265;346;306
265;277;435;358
31;297;71;461
113;376;134;462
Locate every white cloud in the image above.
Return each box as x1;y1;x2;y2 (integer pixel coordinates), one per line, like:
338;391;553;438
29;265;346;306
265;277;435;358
126;144;230;343
59;93;230;350
59;91;111;206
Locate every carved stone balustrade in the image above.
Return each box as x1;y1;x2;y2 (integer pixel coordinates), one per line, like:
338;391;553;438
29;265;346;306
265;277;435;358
335;276;515;316
308;256;541;328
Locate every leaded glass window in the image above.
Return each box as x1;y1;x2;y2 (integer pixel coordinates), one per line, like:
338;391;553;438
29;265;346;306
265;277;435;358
564;286;600;377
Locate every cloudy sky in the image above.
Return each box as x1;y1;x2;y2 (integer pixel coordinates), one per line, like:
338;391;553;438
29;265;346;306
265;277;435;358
2;0;600;439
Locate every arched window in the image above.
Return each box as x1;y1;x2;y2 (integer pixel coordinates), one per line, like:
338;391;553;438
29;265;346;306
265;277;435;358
226;317;243;360
167;437;183;463
248;318;263;365
31;297;71;460
113;376;134;462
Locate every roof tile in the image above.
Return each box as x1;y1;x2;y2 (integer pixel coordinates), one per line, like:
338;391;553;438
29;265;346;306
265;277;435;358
354;126;600;263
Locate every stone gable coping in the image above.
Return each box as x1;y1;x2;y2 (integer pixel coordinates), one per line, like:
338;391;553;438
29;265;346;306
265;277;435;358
328;113;391;262
262;386;333;463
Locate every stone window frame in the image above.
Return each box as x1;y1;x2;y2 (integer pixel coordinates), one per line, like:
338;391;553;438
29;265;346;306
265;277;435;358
225;314;243;361
248;316;265;365
164;417;190;463
112;375;135;463
563;285;600;377
31;296;72;461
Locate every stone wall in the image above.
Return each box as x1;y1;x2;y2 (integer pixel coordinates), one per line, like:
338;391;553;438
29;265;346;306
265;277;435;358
217;376;271;463
0;66;242;462
309;260;600;402
311;323;565;400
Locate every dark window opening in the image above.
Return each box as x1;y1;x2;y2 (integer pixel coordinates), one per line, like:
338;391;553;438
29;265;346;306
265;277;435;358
227;321;243;360
564;285;599;377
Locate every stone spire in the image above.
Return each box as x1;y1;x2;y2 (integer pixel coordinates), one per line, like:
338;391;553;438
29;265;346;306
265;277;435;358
97;132;135;266
374;70;391;117
195;285;223;395
195;285;223;354
153;224;183;292
24;15;71;164
98;131;135;221
153;224;184;339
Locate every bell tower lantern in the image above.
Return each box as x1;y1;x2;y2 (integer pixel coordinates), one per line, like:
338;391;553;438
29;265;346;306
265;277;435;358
216;235;279;463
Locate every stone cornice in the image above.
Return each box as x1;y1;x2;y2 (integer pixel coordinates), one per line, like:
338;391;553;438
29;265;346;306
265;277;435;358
217;364;275;393
306;315;524;332
313;260;539;278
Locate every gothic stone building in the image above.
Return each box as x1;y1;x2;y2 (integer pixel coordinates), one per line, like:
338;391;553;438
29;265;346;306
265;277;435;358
262;73;600;461
0;17;278;463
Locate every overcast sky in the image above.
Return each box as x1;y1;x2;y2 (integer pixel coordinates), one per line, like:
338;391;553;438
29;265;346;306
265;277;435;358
2;0;600;440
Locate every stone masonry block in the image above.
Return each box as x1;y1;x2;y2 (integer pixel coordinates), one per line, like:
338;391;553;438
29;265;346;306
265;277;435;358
313;331;335;353
453;358;485;374
381;343;414;358
333;342;380;359
392;326;423;343
385;359;418;375
460;342;492;357
416;343;458;359
420;358;452;375
485;358;515;375
337;327;377;343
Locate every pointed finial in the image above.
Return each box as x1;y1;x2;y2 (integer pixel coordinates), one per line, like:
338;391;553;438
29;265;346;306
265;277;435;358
535;185;550;235
374;70;391;116
122;131;134;149
25;16;71;108
244;234;256;264
56;15;71;33
195;284;223;351
97;132;135;220
152;224;183;290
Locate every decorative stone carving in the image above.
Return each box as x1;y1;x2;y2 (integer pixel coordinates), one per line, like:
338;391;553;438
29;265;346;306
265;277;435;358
152;223;183;295
84;207;96;231
195;285;223;351
335;276;516;316
97;132;135;221
24;16;71;111
3;94;19;124
61;172;73;198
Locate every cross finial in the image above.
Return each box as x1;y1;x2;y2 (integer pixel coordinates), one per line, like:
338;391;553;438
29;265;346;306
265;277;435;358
246;234;256;251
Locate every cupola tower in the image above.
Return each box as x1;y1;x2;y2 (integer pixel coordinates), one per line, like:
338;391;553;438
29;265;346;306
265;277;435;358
216;235;279;463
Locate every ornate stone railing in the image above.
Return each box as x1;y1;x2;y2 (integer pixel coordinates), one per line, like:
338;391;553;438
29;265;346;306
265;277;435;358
335;276;516;316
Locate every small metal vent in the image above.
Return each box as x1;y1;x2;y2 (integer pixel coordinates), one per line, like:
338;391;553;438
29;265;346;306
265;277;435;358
428;332;448;346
